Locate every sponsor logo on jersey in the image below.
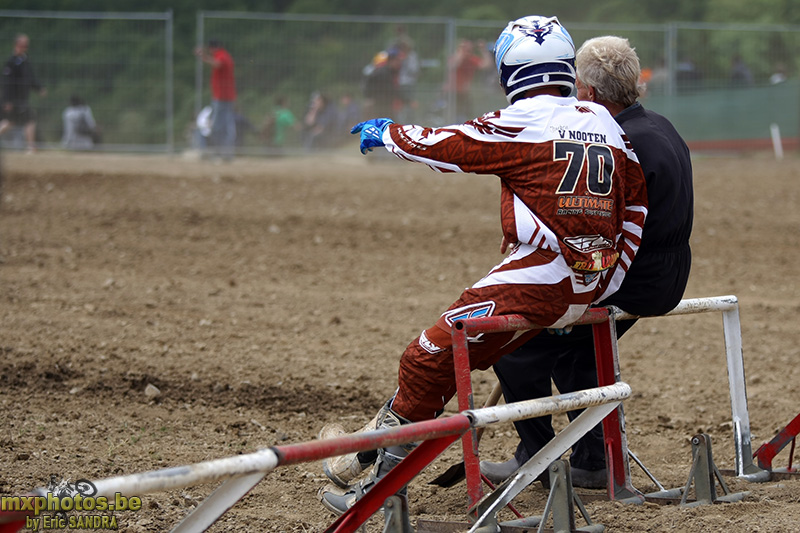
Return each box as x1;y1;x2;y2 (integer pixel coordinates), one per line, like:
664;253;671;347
556;196;614;217
558;196;613;211
468;113;523;138
580;272;600;285
419;330;443;354
443;301;496;327
442;301;496;343
563;234;613;253
571;250;619;272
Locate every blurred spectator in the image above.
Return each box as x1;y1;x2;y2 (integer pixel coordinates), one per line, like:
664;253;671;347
61;95;98;150
262;95;298;149
393;29;420;123
363;48;403;118
645;58;669;96
639;66;653;86
192;105;213;150
234;107;257;148
194;39;236;161
729;54;754;87
335;92;361;145
676;56;702;91
303;91;337;150
446;39;491;121
0;34;47;154
770;62;788;85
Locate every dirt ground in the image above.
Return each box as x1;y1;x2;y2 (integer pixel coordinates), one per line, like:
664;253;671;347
1;148;799;532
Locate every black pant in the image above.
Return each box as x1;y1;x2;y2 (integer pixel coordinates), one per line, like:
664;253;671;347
493;319;636;470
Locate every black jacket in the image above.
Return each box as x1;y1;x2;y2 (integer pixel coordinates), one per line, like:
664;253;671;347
600;102;694;316
2;54;42;105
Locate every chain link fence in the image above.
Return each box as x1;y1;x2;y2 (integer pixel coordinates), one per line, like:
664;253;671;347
194;14;800;154
0;10;797;155
0;9;173;152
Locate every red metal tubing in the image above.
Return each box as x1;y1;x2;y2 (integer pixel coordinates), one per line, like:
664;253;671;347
0;521;24;533
451;307;612;508
755;412;800;471
325;433;462;533
273;415;472;467
593;318;641;501
452;321;482;508
454;308;610;337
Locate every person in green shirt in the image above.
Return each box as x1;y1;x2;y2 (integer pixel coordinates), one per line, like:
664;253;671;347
263;95;296;148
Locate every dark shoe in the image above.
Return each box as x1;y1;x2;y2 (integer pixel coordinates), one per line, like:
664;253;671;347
570;466;607;489
318;482;361;515
319;445;410;515
480;456;556;489
480;457;520;485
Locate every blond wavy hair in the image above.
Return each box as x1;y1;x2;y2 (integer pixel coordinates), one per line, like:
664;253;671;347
576;36;643;108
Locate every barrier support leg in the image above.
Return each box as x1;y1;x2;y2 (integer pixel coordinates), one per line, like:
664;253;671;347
171;472;266;533
452;320;483;510
471;401;622;529
755;412;800;473
324;433;462;533
592;314;644;502
721;306;767;480
679;434;750;507
498;460;605;533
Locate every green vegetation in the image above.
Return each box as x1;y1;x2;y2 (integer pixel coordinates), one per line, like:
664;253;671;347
0;2;797;149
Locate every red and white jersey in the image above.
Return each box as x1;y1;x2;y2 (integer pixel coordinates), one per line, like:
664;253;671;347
383;94;647;297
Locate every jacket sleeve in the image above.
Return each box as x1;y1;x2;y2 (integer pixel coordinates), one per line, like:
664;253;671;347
382;115;524;175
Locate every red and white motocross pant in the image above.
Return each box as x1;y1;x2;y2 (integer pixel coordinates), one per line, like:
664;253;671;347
391;244;604;421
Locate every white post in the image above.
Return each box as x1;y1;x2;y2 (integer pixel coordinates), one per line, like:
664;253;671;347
616;295;767;481
770;123;784;160
722;307;767;480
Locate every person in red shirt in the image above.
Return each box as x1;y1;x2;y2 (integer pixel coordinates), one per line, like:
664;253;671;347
447;38;491;121
194;39;236;161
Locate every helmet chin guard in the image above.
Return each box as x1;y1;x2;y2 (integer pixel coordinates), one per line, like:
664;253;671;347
493;16;576;103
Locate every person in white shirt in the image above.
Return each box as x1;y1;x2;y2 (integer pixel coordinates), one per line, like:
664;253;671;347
62;95;97;151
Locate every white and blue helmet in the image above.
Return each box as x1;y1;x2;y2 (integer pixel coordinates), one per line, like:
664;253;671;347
493;16;576;103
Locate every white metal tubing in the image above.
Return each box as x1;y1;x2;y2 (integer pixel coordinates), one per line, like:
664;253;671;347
20;385;626;520
471;402;622;532
614;295;763;479
88;449;279;499
171;472;267;533
612;295;739;321
466;383;631;428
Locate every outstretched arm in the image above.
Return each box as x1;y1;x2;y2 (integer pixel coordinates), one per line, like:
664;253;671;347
194;46;221;68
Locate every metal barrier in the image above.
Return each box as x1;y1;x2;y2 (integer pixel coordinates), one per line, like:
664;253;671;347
0;295;764;532
0;384;630;533
0;9;175;152
615;295;765;481
458;295;768;531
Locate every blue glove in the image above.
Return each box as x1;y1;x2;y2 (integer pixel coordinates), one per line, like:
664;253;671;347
546;326;574;336
351;118;394;154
